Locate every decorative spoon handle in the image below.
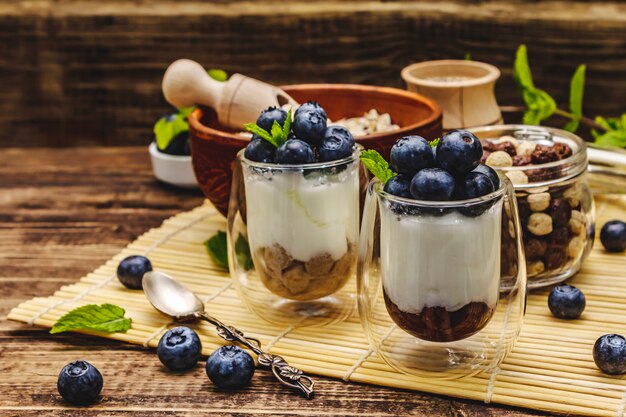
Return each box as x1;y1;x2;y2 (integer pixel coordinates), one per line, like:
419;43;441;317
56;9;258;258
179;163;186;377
198;312;315;398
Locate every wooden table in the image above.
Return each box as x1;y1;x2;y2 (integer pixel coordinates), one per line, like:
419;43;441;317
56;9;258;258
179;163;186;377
0;147;549;416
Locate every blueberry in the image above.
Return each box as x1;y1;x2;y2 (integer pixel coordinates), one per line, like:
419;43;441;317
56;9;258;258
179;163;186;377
455;172;495;200
160;131;190;156
157;326;202;371
548;283;586;319
295;101;327;121
410;168;456;201
117;255;152;289
593;334;626;375
600;220;626;252
317;126;355;162
383;174;412;198
292;110;327;146
472;164;500;189
256;107;287;133
206;345;255;389
57;360;103;405
275;139;316;164
390;136;435;176
436;130;483;176
244;135;275;163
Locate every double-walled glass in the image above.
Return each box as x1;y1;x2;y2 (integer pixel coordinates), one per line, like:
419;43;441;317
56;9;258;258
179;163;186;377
227;148;363;327
358;176;526;378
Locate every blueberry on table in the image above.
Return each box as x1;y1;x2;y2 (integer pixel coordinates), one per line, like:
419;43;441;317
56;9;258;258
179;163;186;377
292;110;327;146
161;131;191;156
295;101;327;121
593;334;626;375
116;255;152;289
157;326;202;371
274;139;316;164
244;135;276;163
206;345;255;389
455;172;495;200
548;283;586;319
57;360;103;405
317;126;355;162
383;174;412;198
471;164;500;189
600;220;626;253
409;168;456;201
436;130;483;176
256;106;288;133
390;136;434;176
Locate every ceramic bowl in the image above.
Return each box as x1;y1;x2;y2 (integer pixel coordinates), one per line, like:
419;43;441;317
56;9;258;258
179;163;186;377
189;83;442;215
149;142;198;188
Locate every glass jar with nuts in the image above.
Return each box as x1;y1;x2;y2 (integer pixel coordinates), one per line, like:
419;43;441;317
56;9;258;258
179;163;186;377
469;125;595;288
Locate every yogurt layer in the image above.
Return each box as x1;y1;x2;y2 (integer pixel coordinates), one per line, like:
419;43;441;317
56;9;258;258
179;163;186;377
380;201;502;313
245;165;359;261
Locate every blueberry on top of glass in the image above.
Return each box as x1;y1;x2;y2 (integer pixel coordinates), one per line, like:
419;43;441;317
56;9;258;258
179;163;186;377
383;174;412;198
243;103;355;165
390;135;434;176
410;168;456;201
436;130;483;176
600;220;626;253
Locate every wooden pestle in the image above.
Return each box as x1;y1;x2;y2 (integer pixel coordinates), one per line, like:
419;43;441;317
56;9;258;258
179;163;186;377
162;59;298;130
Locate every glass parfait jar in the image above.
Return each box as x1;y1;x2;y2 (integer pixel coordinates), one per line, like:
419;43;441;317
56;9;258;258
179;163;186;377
470;125;595;289
227;147;364;327
358;176;526;378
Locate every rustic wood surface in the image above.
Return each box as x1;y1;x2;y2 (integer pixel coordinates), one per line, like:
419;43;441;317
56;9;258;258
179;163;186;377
1;0;625;147
0;146;554;416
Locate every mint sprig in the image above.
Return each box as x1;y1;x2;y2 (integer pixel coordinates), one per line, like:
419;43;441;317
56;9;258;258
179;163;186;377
360;149;397;184
564;65;586;132
204;231;228;270
514;45;556;126
244;109;291;148
50;304;132;334
430;137;440;148
592;115;626;148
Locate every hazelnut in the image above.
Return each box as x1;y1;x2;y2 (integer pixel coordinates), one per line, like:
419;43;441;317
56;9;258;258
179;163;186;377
516;141;537;157
524;238;548;260
486;151;513;167
528;186;549;194
531;144;559;164
512;155;532;166
553;143;573;160
527;212;553;236
567;235;585;258
493;141;517;156
527;260;545;276
549;198;572;227
545;247;568;269
569;210;586;235
505;170;529;185
498;135;519;147
527;192;551;212
563;185;581;208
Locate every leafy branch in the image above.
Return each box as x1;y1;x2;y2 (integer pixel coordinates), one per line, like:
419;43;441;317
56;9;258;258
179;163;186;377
244;109;291;148
513;45;625;149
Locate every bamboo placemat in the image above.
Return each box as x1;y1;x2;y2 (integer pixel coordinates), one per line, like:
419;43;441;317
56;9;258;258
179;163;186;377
8;195;626;416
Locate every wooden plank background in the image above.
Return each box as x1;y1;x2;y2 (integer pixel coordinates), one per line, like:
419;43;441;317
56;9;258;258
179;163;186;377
0;0;625;147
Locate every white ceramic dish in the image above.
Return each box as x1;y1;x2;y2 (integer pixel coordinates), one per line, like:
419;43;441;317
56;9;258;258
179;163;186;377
148;142;198;188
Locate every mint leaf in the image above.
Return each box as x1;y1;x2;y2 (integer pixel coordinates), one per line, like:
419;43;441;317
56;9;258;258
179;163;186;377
50;304;131;334
235;235;253;271
430;137;440;148
282;109;292;141
244;123;277;147
360;149;397;184
271;120;285;146
208;69;228;82
154;113;189;151
204;231;228;270
564;65;586;132
592;114;626;148
514;45;535;91
178;106;195;118
521;88;556;125
464;53;472;61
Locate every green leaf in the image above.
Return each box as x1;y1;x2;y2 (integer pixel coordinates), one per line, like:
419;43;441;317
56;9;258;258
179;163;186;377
521;88;556;125
207;69;228;82
50;304;131;334
178;106;196;118
204;231;229;270
360;149;397;184
464;53;472;61
564;65;586;132
271;120;285;146
153;113;189;151
514;45;535;91
282;109;292;141
592;114;626;148
430;137;440;148
244;123;277;147
235;235;253;271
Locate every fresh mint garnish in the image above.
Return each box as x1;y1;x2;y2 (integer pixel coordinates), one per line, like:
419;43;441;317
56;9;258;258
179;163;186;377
592;115;626;148
244;109;291;148
514;45;556;126
564;65;586;132
430;137;440;148
360;149;397;184
50;304;131;334
204;231;229;270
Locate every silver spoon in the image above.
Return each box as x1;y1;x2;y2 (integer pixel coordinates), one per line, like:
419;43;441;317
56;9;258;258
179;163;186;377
142;271;315;398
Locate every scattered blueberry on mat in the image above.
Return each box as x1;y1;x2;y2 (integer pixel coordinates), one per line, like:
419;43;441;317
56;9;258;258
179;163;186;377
117;255;153;290
593;334;626;375
157;326;203;372
600;220;626;253
206;345;255;389
547;283;586;319
57;360;103;405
